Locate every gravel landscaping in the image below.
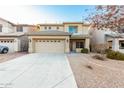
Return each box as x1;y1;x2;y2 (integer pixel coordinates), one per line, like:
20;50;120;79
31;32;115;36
67;53;124;88
0;52;27;63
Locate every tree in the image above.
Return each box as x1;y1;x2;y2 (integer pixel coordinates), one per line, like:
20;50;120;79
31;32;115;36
86;5;124;32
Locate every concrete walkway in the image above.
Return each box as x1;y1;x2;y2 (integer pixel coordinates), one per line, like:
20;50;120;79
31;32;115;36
0;53;77;88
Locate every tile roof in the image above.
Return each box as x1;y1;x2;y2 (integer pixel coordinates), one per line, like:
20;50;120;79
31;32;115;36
26;30;71;36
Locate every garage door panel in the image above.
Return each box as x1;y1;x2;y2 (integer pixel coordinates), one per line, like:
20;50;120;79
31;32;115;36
35;40;65;53
0;40;14;53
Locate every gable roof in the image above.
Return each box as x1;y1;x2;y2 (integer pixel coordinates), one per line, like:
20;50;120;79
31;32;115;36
0;17;15;26
105;33;124;38
71;34;90;39
26;30;71;36
0;32;24;37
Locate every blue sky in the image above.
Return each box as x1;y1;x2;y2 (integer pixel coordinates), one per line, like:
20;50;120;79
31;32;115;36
0;5;96;24
33;5;96;22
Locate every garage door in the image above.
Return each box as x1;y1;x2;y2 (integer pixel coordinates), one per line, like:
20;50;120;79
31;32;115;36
0;39;14;53
35;39;65;53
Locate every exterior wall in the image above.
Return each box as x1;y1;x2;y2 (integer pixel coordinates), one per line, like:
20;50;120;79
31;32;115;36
0;37;21;52
82;25;90;35
90;28;117;52
40;25;64;31
106;36;124;53
14;26;35;33
85;38;90;50
28;36;70;53
0;19;15;33
91;29;117;44
23;26;37;33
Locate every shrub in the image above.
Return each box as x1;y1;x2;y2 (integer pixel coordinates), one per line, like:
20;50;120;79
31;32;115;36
105;49;112;53
81;48;89;53
106;50;124;60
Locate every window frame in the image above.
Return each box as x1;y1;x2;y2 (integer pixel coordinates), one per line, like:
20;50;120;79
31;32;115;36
0;24;2;32
119;40;124;49
16;26;23;32
76;42;84;48
57;26;59;30
44;26;47;30
49;26;51;29
68;26;78;33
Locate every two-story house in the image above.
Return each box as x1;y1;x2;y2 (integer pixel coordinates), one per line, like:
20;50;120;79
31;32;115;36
0;18;34;53
0;17;90;53
27;22;90;53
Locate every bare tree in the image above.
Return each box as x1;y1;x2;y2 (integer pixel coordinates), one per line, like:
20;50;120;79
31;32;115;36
86;5;124;32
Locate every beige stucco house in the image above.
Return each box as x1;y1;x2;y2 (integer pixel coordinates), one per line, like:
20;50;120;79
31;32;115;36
0;17;90;53
0;18;34;53
91;28;124;53
105;33;124;53
27;22;90;53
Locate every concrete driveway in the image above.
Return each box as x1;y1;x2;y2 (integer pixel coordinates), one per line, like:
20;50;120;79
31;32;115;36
0;53;77;88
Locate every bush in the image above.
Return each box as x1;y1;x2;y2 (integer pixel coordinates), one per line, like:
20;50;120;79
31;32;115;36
106;50;124;60
81;48;89;53
105;49;112;53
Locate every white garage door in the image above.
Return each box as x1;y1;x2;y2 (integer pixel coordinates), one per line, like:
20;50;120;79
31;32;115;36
0;39;14;53
35;39;65;53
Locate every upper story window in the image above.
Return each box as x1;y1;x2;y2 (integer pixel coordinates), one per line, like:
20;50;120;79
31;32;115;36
0;24;2;32
44;26;47;30
57;26;59;30
49;27;51;29
17;26;23;32
68;26;78;33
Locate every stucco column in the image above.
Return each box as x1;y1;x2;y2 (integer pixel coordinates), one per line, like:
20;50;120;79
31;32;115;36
85;38;90;50
28;38;34;53
112;38;119;51
65;37;70;53
14;38;20;52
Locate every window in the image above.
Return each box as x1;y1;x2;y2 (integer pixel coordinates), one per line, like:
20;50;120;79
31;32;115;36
76;42;84;48
17;26;23;32
0;25;2;32
44;27;47;30
119;40;124;49
108;41;112;49
68;26;77;33
57;27;59;29
49;27;51;29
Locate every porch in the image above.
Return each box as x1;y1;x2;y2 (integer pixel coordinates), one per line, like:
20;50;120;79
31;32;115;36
70;35;90;53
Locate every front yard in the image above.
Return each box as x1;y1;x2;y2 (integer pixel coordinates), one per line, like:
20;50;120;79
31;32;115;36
0;52;27;63
67;53;124;88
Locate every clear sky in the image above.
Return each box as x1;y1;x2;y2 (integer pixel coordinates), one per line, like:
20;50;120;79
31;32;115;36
0;5;96;24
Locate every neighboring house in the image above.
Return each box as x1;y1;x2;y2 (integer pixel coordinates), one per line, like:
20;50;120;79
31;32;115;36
0;32;25;53
91;28;124;53
27;22;90;53
106;33;124;53
0;18;34;53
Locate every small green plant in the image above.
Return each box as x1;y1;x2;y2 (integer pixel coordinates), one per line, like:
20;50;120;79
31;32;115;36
106;50;124;60
81;48;89;53
105;49;112;53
